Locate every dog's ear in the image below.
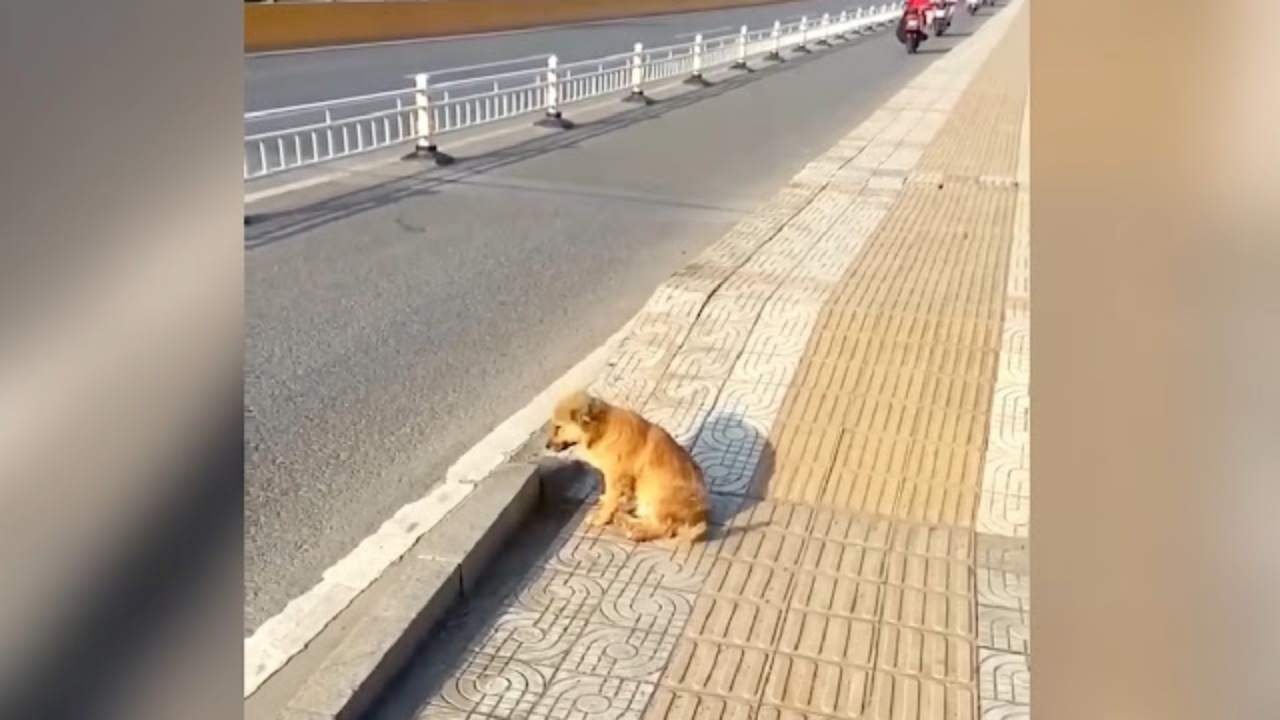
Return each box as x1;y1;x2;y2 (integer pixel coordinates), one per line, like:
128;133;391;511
571;394;603;427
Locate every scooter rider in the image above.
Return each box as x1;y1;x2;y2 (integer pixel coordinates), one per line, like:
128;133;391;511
898;0;936;42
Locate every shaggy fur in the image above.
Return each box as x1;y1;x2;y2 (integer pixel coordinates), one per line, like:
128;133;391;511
546;391;708;543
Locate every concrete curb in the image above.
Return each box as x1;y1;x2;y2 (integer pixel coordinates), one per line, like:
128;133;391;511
245;462;545;720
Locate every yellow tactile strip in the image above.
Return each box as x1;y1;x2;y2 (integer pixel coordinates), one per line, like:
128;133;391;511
760;27;1027;522
915;7;1028;182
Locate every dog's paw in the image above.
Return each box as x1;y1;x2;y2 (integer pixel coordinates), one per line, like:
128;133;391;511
586;508;614;527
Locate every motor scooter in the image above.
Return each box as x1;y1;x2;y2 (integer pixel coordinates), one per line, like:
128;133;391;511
897;7;929;53
931;0;952;35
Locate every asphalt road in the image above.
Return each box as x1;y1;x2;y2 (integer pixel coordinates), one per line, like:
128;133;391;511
245;6;996;633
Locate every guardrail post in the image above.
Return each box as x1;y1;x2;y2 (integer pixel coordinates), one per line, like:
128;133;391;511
730;25;752;70
816;13;833;46
684;33;712;86
403;72;454;165
766;20;784;62
535;54;574;129
795;15;812;53
623;42;653;104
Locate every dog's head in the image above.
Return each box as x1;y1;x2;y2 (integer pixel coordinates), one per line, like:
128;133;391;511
546;391;605;452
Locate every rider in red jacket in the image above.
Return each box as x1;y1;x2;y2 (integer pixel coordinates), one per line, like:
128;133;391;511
898;0;934;43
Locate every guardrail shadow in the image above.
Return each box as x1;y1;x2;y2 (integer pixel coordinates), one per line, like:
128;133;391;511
365;409;775;719
245;27;887;250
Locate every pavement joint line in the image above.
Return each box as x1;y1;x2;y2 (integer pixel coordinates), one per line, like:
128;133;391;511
244;15;896;206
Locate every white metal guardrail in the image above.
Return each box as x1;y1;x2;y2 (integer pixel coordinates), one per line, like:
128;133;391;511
243;4;904;180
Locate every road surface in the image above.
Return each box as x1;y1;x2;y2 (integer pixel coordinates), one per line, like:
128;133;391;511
244;4;993;633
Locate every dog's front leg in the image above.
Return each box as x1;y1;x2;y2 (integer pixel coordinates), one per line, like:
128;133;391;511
587;473;633;527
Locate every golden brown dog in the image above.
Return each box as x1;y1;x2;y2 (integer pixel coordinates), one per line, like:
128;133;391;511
546;391;708;543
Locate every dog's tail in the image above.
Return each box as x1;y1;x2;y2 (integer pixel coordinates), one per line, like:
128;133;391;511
676;520;708;545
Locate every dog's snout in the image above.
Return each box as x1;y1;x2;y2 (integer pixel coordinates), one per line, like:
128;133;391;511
546;437;576;453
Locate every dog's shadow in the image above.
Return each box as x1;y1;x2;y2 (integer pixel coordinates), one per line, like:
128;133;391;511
689;410;776;542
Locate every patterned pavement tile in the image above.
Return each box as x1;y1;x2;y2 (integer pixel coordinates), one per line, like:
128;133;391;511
468;608;591;667
727;351;805;387
540;530;633;578
746;300;827;357
529;674;656;719
977;650;1029;706
558;624;680;683
680;296;765;351
974;491;1028;538
641;375;723;449
974;567;1029;614
975;606;1029;655
978;701;1029;720
504;569;610;618
691;381;786;495
431;654;555;718
603;543;718;593
979;454;1029;499
592;580;698;635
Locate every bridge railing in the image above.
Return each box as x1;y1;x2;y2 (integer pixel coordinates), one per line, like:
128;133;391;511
243;4;904;181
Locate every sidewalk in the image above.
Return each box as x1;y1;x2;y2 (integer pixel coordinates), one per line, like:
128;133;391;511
374;2;1029;718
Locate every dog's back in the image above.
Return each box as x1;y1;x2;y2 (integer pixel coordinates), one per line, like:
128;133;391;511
553;391;709;543
613;407;709;538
